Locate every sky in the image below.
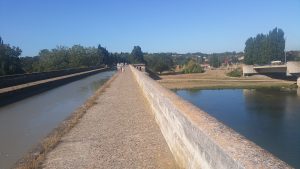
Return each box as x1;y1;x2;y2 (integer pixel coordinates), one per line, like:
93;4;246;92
0;0;299;56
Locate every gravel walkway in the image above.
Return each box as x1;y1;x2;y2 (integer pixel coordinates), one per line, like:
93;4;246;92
42;67;177;169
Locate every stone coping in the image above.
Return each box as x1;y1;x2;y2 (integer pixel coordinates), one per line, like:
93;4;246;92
130;65;291;169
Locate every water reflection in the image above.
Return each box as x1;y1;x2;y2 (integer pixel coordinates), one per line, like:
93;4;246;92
243;89;287;118
175;88;300;168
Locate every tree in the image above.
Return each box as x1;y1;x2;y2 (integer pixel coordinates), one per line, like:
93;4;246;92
20;56;39;73
182;59;204;74
1;39;132;74
144;53;174;74
0;37;23;75
97;45;110;65
244;27;285;65
36;46;70;71
85;47;101;67
130;46;144;63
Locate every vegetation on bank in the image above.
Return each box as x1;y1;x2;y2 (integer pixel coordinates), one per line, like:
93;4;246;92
226;68;242;77
144;53;173;74
182;59;204;74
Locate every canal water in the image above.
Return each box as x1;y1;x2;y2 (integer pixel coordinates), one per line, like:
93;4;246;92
175;88;300;168
0;70;115;169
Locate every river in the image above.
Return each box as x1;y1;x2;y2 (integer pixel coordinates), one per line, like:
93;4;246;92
175;88;300;168
0;70;115;169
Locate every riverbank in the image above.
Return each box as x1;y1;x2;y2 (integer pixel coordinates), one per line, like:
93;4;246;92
158;69;297;89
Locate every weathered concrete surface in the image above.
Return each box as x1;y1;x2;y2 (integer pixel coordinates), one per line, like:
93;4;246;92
287;61;300;75
242;65;258;76
287;61;300;87
254;65;287;73
244;61;300;77
42;67;177;169
131;66;291;169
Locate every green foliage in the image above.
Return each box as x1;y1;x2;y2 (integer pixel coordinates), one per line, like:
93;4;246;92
0;37;24;75
19;45;126;74
0;39;130;75
144;53;173;74
37;47;70;72
20;56;39;73
244;28;285;65
182;59;204;74
111;52;130;63
227;68;242;77
21;44;126;73
129;46;144;63
98;45;111;65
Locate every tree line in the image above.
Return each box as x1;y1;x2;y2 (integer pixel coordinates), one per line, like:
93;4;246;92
0;36;146;75
0;36;248;76
20;45;132;73
2;30;299;76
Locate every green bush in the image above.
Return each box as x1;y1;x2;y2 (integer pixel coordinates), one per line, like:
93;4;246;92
182;60;204;74
227;68;242;77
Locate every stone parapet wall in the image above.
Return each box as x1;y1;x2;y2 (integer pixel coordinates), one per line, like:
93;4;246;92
130;65;291;169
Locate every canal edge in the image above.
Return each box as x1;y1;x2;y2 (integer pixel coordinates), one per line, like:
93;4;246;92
13;71;119;169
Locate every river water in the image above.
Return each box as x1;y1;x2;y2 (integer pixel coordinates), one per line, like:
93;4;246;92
0;70;114;169
175;88;300;168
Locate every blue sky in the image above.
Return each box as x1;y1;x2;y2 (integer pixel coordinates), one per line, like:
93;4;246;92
0;0;299;56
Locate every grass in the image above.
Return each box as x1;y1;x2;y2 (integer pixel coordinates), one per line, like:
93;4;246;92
169;83;297;90
158;69;297;90
14;72;119;169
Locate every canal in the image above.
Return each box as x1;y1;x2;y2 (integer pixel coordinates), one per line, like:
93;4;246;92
175;88;300;168
0;70;115;169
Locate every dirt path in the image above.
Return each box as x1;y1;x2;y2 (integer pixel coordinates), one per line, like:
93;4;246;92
42;67;177;169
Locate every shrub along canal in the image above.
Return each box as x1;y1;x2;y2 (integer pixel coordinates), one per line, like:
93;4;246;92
175;88;300;168
0;70;115;169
